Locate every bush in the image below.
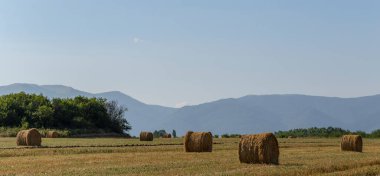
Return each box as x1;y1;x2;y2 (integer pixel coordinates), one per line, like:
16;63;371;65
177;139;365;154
221;133;241;138
369;130;380;138
0;127;21;137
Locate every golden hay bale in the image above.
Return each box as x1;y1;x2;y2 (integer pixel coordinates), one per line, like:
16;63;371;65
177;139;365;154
46;131;59;138
239;133;279;164
184;131;212;152
140;131;153;141
162;133;172;138
16;128;42;146
341;135;362;152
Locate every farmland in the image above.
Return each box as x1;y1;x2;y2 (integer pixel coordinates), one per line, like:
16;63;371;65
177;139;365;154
0;137;380;175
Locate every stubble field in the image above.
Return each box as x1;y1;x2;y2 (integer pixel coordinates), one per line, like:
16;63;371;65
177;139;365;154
0;137;380;176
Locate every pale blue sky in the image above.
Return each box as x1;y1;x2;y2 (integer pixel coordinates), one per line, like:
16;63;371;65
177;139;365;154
1;0;379;107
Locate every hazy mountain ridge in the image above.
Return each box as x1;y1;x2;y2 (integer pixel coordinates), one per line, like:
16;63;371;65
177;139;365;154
1;83;380;136
161;94;380;135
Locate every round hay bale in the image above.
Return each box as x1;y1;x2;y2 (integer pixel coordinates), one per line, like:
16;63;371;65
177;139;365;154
341;135;362;152
239;133;279;164
184;131;212;152
46;131;59;138
162;133;172;138
140;131;153;141
16;128;42;146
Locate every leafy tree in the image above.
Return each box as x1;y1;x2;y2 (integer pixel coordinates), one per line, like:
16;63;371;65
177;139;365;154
221;134;240;138
172;129;177;138
370;130;380;138
153;129;167;138
0;93;131;135
105;100;131;133
354;130;367;138
274;127;366;138
32;105;54;128
21;117;29;129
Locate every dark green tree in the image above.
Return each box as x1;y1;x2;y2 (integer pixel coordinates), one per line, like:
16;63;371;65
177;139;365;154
32;105;54;128
172;129;177;138
0;92;131;135
153;129;167;138
105;100;131;133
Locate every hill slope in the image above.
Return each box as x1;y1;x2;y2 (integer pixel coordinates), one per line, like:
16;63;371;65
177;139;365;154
161;94;380;135
1;83;380;136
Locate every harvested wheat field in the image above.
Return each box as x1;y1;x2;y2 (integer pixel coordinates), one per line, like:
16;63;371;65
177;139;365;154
0;137;380;175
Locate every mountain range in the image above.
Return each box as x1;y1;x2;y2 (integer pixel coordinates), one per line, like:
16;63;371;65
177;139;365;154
1;83;380;136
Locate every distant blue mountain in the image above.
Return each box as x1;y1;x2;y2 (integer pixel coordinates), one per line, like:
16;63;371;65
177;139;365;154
1;83;380;136
161;94;380;135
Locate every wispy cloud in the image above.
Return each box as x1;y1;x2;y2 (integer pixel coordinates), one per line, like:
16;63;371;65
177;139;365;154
175;101;188;108
132;37;144;44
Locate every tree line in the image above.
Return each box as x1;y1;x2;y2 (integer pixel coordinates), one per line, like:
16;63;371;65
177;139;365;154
275;127;380;138
216;127;380;138
0;92;131;134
